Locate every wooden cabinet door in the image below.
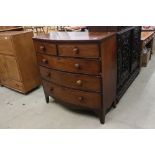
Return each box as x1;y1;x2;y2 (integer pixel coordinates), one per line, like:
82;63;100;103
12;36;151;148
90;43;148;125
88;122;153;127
0;36;15;55
4;55;21;82
0;54;8;84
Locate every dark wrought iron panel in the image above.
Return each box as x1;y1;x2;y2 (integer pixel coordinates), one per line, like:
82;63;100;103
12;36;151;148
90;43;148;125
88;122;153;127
117;28;132;92
130;27;141;73
117;26;141;94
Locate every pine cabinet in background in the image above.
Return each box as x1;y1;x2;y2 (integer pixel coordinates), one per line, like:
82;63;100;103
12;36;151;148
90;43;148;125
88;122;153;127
0;31;40;93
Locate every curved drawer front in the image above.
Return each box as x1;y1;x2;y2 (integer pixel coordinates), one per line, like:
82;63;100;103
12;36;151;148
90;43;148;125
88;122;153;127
37;54;101;75
58;43;99;58
40;66;101;92
34;41;57;55
43;80;101;109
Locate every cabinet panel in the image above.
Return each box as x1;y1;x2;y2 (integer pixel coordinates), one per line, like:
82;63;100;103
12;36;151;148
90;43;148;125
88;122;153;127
0;36;15;55
0;54;8;84
5;55;21;82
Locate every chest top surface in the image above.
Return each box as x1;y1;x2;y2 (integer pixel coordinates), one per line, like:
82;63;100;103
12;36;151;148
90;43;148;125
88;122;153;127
33;32;115;42
0;31;32;36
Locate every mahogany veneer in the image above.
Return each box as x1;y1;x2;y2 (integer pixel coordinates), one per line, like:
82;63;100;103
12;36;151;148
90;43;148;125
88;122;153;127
33;32;117;124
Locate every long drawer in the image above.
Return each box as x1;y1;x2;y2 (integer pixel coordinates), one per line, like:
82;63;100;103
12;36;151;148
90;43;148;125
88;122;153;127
40;66;101;92
37;54;101;75
58;43;99;58
42;80;101;109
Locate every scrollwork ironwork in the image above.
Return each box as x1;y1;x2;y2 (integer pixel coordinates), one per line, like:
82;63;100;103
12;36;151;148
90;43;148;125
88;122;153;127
117;27;141;93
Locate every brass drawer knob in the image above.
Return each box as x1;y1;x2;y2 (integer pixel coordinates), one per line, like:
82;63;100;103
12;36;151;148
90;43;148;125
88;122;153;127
42;59;48;64
40;45;45;51
76;80;82;86
73;47;79;54
78;96;83;101
74;63;80;69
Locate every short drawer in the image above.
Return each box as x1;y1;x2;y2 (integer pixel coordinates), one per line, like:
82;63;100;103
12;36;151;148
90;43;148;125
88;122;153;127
37;54;101;75
34;41;57;55
0;36;14;55
43;80;101;109
40;66;101;92
4;80;24;92
58;43;99;58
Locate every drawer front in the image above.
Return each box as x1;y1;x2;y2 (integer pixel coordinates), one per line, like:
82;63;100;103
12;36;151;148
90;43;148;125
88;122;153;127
37;54;101;75
43;80;101;109
0;36;14;55
4;80;24;92
34;41;57;55
58;43;99;58
40;66;101;92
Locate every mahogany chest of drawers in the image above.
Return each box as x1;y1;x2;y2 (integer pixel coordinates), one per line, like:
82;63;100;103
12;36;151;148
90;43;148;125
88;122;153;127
33;32;117;124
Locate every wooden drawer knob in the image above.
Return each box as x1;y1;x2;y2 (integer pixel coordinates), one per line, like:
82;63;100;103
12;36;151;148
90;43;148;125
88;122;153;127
76;80;82;86
50;87;54;91
74;63;80;69
15;84;19;87
78;96;83;101
40;45;45;51
42;59;48;64
73;47;79;54
47;72;51;77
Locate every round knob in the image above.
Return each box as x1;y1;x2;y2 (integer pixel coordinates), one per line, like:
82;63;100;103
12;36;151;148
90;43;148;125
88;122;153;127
47;72;51;77
74;63;80;69
78;96;83;101
50;87;54;91
73;47;79;54
42;59;48;64
40;45;45;51
76;80;82;86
